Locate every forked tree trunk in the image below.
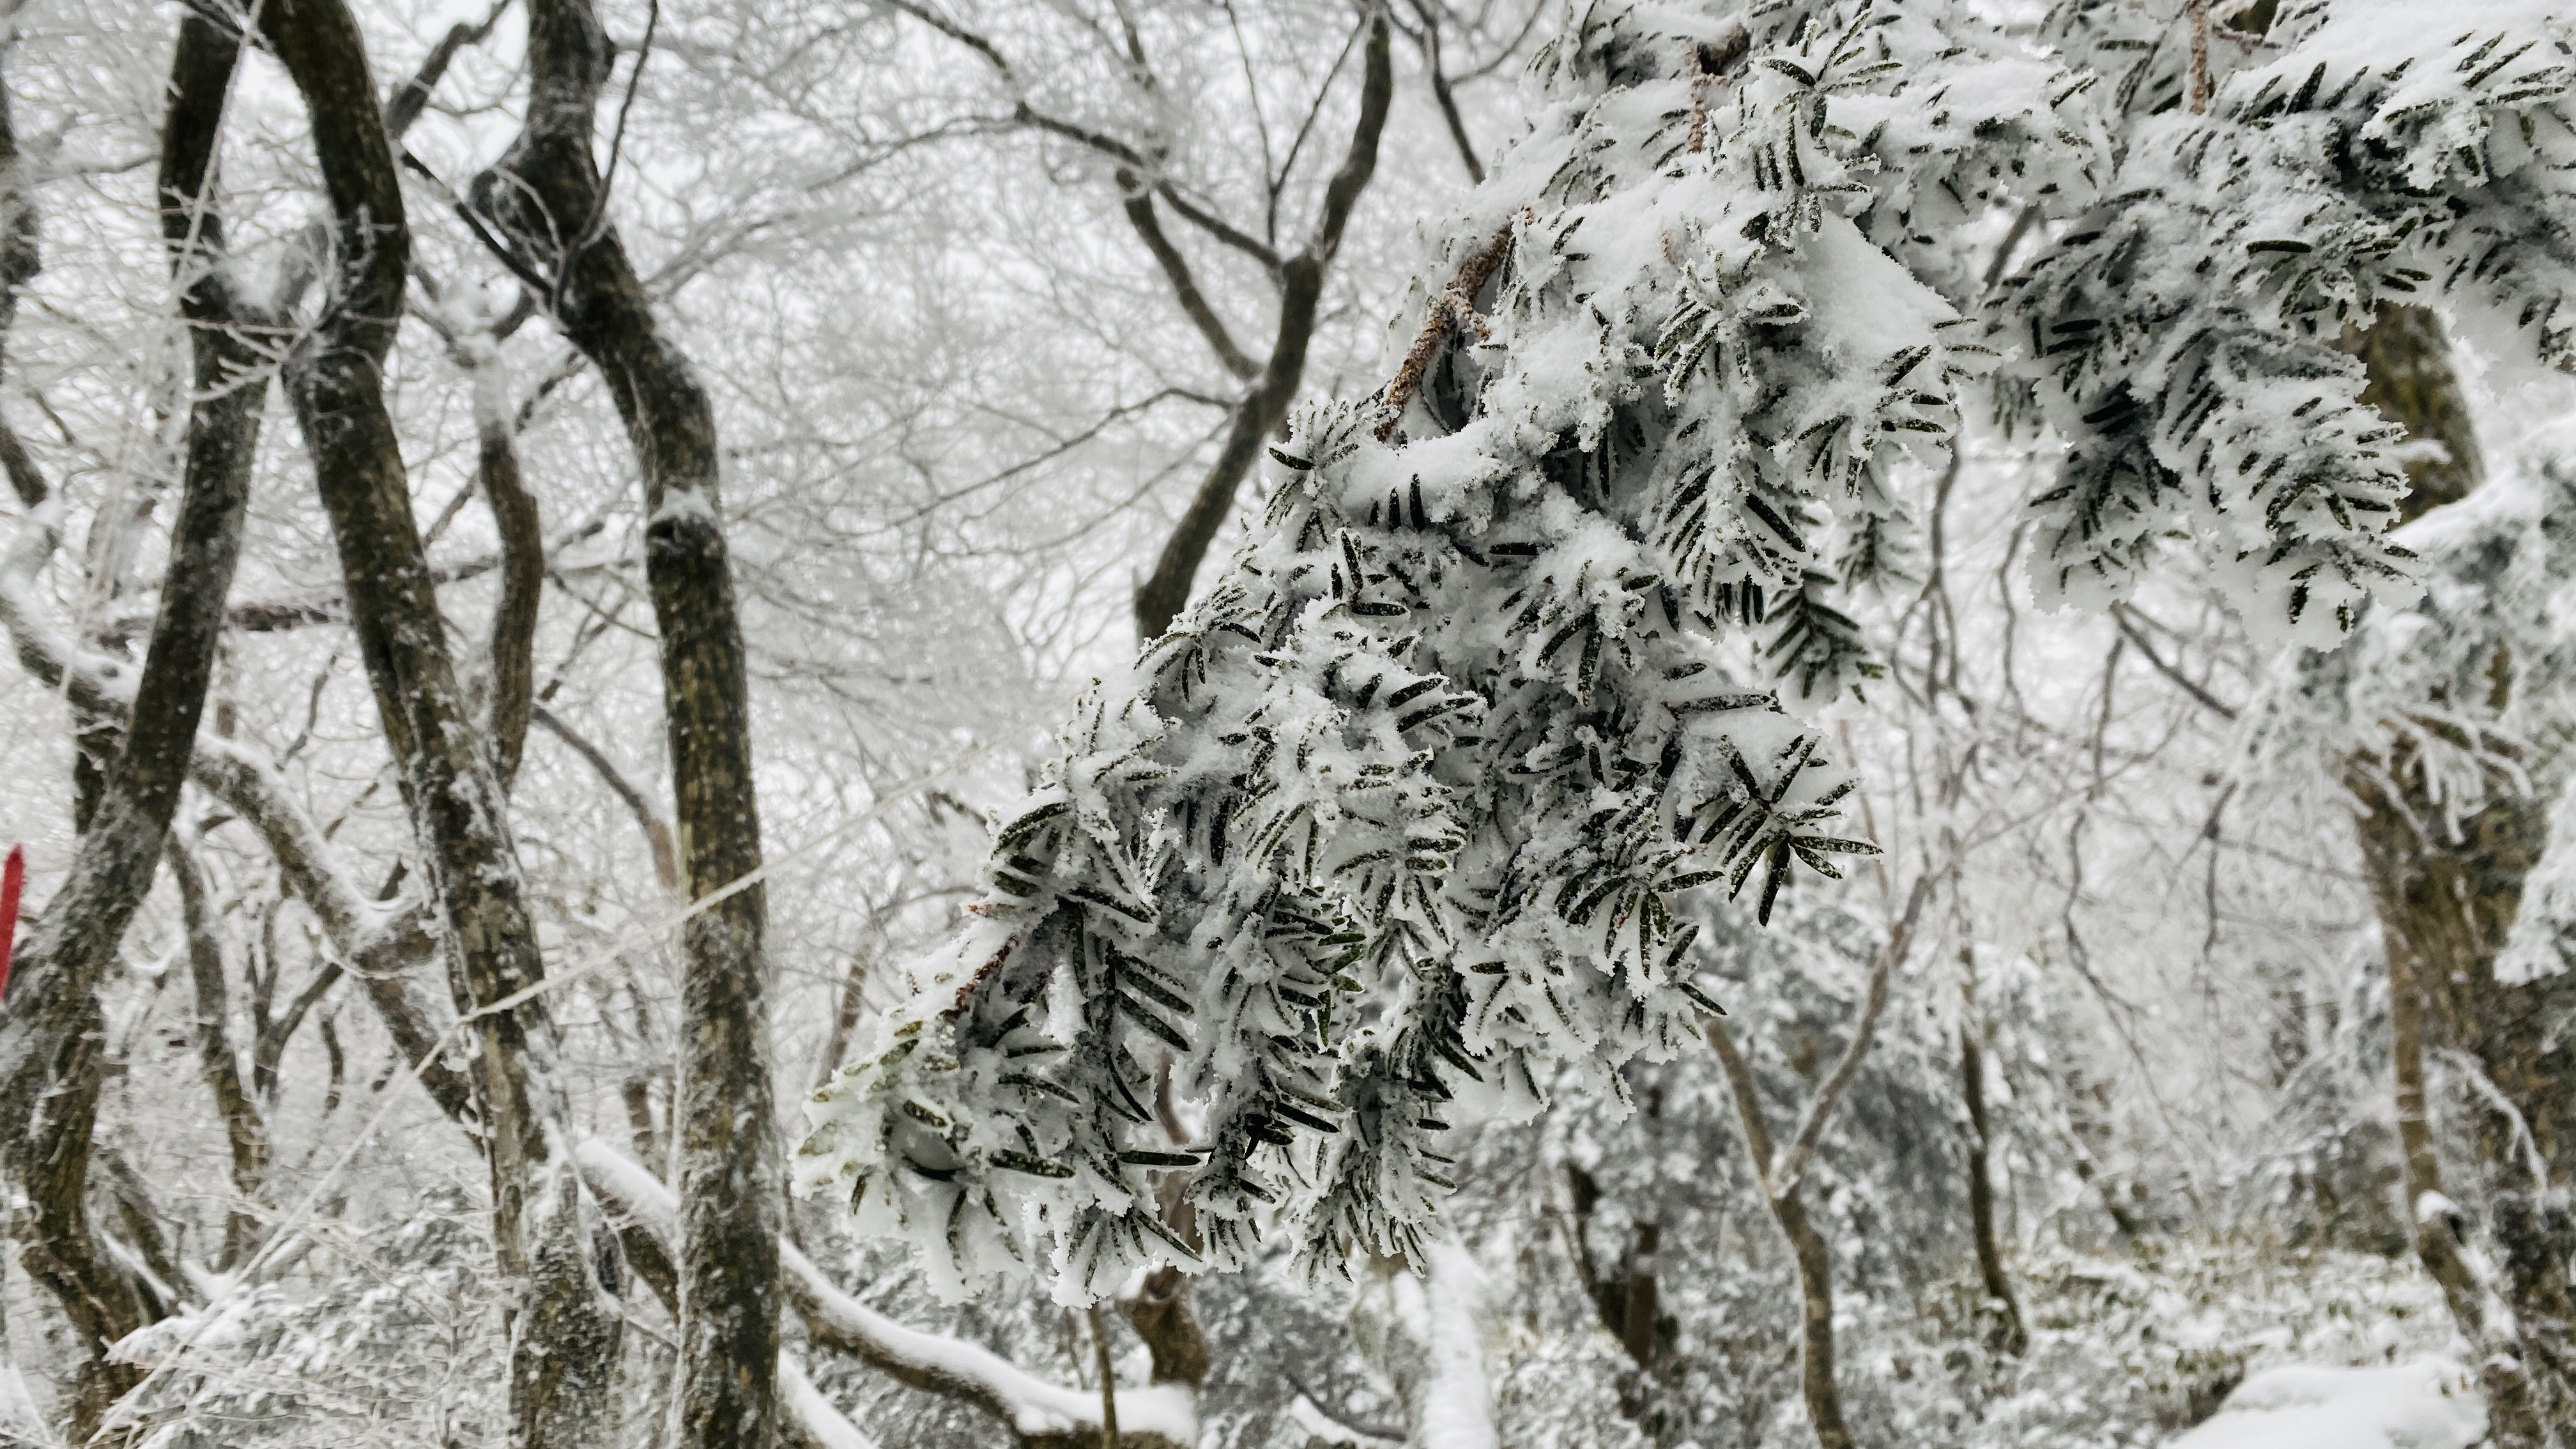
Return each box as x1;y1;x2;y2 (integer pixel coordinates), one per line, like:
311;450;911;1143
1704;877;1931;1449
470;0;780;1438
253;2;625;1443
0;19;263;1436
1707;1020;1857;1449
1130;13;1393;640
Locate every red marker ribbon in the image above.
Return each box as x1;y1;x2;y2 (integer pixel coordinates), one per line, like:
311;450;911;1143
0;844;23;1001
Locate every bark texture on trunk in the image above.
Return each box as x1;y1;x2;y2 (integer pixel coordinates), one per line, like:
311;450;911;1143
2345;301;2569;1446
1130;12;1392;640
478;349;544;790
2384;910;2552;1443
2355;775;2566;1170
471;0;779;1438
0;20;264;1434
2352;299;2483;517
254;1;624;1443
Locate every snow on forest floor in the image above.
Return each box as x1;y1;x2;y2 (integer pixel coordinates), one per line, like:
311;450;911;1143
1962;1243;2471;1449
1487;1237;2477;1449
2170;1361;2484;1449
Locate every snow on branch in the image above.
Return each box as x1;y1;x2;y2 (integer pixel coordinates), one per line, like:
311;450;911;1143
573;1138;1193;1448
2002;0;2576;647
792;0;2090;1301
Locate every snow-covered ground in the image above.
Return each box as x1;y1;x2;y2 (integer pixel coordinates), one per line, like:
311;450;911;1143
2170;1361;2484;1449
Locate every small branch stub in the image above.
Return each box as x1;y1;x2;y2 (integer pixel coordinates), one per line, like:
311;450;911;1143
1378;222;1515;440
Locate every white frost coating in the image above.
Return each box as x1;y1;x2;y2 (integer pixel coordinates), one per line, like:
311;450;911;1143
2245;466;2576;863
1402;1243;1498;1449
0;493;141;710
2166;1359;2485;1449
650;486;720;528
572;1138;1195;1445
793;1262;1198;1443
779;1353;880;1449
0;1358;53;1448
2006;1;2576;649
793;0;2101;1301
2413;1191;2460;1227
2501;770;2576;984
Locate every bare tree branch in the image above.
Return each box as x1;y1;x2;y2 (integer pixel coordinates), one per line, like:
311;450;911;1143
879;0;1285;273
1132;8;1392;639
2111;603;2240;723
381;0;511;142
1770;872;1934;1199
531;703;680;892
1407;0;1484;184
168;833;270;1271
1119;176;1259;381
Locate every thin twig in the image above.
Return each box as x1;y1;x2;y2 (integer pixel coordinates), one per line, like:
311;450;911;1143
2186;0;2212;114
2111;604;2239;721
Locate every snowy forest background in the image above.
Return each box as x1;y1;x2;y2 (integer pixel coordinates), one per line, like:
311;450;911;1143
4;0;2576;1445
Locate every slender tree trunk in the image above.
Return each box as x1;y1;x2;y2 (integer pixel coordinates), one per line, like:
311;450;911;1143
1708;1018;1855;1449
471;0;779;1438
0;20;264;1434
1959;1008;2026;1353
1121;1066;1212;1390
254;2;624;1443
169;838;268;1271
1704;877;1929;1449
1620;1220;1662;1366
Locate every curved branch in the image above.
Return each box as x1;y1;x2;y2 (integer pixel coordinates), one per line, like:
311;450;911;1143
877;0;1284;276
381;0;510;142
1119;179;1258;381
574;1140;1197;1449
1770;872;1933;1199
1131;9;1391;640
2;475;479;1130
531;702;680;891
1407;0;1483;184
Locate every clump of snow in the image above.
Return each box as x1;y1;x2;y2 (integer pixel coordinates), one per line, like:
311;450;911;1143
2167;1360;2484;1449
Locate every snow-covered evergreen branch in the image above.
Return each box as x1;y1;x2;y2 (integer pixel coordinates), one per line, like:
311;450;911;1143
2002;0;2576;645
798;0;2094;1298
